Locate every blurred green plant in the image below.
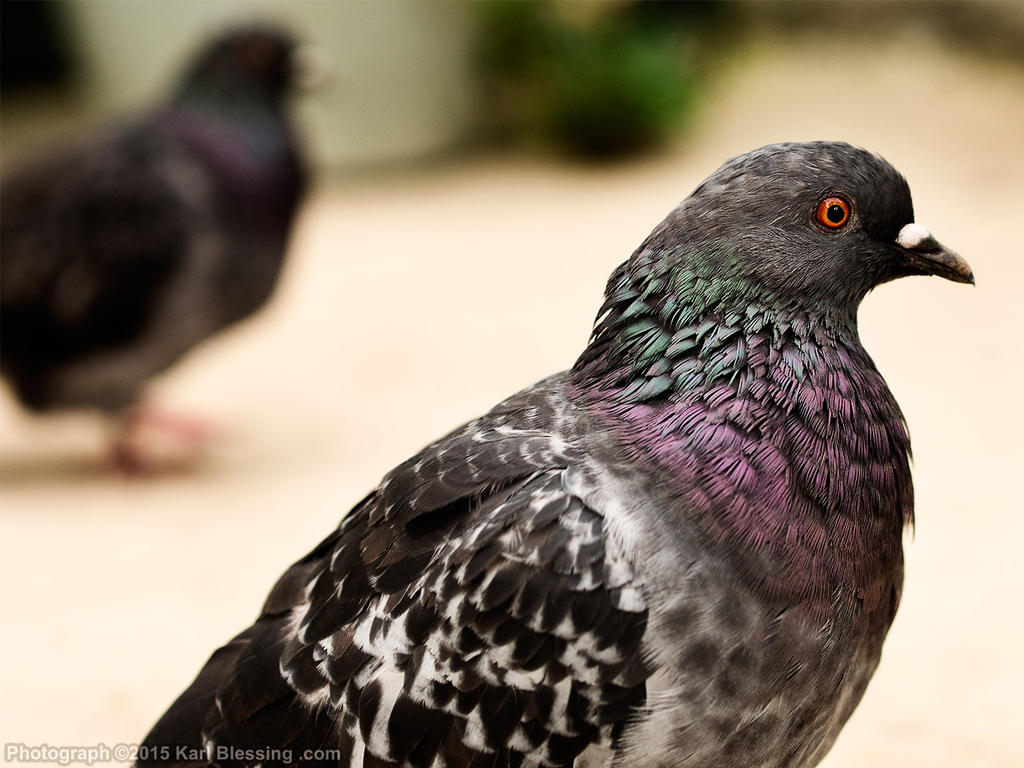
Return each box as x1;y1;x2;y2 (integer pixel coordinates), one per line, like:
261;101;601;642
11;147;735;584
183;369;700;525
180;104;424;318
478;1;724;160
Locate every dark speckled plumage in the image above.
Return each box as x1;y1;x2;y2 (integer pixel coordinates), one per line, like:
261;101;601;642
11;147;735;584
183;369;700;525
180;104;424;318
139;142;971;767
1;26;306;414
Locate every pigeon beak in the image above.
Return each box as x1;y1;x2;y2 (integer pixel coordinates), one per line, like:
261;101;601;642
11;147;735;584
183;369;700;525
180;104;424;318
895;223;975;285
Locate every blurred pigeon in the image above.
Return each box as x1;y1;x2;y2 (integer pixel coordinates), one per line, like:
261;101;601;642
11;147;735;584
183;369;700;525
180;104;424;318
139;142;972;767
1;25;309;468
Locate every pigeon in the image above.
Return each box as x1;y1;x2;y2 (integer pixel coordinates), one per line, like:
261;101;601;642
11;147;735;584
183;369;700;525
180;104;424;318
1;25;308;466
138;142;973;767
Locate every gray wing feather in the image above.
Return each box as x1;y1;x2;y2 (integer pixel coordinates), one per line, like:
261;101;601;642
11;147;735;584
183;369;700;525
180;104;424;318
141;378;652;768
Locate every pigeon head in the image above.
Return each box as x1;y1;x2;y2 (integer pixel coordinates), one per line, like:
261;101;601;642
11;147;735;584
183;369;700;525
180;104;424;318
176;25;305;104
573;142;973;398
632;141;973;314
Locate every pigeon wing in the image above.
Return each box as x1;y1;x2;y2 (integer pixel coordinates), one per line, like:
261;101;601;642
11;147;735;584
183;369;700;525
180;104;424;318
141;379;651;767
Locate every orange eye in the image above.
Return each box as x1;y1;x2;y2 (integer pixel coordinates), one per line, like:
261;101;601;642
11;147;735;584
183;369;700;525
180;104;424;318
816;197;850;229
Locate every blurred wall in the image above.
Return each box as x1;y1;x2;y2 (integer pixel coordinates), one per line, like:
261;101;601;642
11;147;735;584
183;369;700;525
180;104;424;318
739;0;1024;60
4;0;1022;173
61;0;481;170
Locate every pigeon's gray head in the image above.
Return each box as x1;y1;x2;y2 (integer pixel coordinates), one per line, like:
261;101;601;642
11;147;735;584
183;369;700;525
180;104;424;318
639;141;973;312
178;25;309;102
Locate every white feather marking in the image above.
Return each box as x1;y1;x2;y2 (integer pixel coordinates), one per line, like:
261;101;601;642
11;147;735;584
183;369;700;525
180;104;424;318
546;677;575;735
407;647;440;704
605;558;635;589
349;741;365;768
558;642;601;684
552;615;578;639
575;570;599;591
351;612;375;654
574;632;627;666
462;707;495;753
366;664;405;758
613;585;647;613
508;727;537;755
318;635;334;657
444;592;466;623
573;743;615;768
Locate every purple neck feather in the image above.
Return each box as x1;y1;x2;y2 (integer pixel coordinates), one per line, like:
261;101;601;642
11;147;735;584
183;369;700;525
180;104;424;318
570;282;913;612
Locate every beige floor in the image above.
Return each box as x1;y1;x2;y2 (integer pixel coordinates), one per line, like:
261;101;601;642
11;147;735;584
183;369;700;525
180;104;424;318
2;36;1022;767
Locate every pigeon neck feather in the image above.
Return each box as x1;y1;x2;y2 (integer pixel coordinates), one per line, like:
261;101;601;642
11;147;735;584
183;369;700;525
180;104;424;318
157;104;303;225
569;253;913;611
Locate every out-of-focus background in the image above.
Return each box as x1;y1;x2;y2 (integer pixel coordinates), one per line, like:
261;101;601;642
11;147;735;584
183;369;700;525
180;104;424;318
1;1;1022;765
